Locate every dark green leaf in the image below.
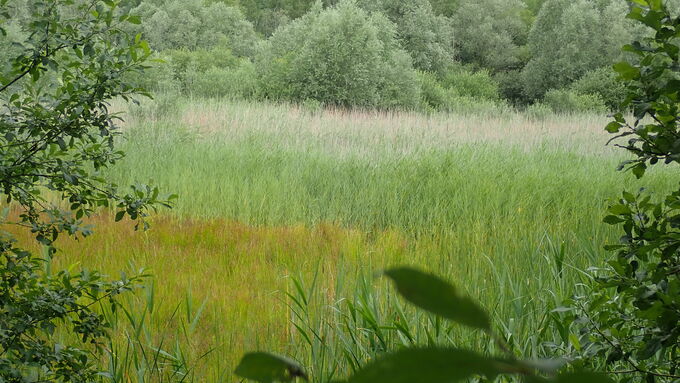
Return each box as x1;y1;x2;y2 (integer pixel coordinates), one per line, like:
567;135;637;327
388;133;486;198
608;204;632;215
234;352;307;383
127;15;141;24
605;121;622;133
603;215;625;225
632;163;647;179
115;211;125;222
613;62;640;80
344;348;511;383
384;268;491;331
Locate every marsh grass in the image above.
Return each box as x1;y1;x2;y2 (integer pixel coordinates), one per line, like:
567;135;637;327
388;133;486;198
17;98;675;381
113;98;672;229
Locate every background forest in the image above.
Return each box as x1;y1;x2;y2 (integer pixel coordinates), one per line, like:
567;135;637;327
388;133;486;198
125;0;676;114
5;0;677;114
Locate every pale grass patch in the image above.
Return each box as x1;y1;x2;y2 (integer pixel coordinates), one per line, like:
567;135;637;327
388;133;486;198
118;97;616;160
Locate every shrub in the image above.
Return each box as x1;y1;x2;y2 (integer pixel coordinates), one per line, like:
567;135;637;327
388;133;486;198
357;0;456;74
417;69;506;114
417;71;453;112
569;2;680;378
240;0;315;35
251;8;291;37
122;52;177;94
493;69;528;105
570;67;626;111
193;60;258;99
450;0;529;72
0;2;172;381
542;89;607;115
126;44;259;100
130;0;260;56
445;95;511;116
378;49;422;109
153;47;239;95
440;67;500;101
256;0;420;109
522;0;633;100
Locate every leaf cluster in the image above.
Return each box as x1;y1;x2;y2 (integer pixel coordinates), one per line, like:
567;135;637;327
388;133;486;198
0;241;146;382
0;1;172;380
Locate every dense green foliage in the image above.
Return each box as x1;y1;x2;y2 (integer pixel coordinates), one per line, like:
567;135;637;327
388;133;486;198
522;0;634;100
90;0;680;112
450;0;529;73
0;0;171;381
256;1;420;108
417;67;508;113
542;89;607;114
4;0;680;381
129;0;258;56
356;0;455;74
569;67;628;110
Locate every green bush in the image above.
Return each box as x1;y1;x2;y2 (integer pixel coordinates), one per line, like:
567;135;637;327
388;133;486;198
0;2;173;381
542;89;607;115
128;45;259;100
240;0;315;35
256;0;420;109
130;0;260;56
493;69;527;105
192;60;258;99
450;0;529;72
357;0;456;74
416;71;510;115
445;95;511;116
522;0;633;100
251;8;291;37
440;67;500;101
123;53;177;94
157;48;241;95
569;67;626;111
165;47;240;75
417;71;453;112
570;3;680;378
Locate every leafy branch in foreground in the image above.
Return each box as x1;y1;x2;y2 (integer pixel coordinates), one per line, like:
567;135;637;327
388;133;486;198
234;267;611;383
1;0;173;381
565;1;680;381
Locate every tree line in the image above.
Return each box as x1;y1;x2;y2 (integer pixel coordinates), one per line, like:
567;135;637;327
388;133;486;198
2;0;679;113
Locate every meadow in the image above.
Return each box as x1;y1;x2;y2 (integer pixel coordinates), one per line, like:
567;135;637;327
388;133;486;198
20;99;676;382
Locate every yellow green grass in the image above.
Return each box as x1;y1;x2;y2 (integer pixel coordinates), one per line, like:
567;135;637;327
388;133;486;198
17;99;676;381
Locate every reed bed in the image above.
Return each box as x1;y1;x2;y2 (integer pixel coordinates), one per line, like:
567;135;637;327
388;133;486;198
23;98;675;381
